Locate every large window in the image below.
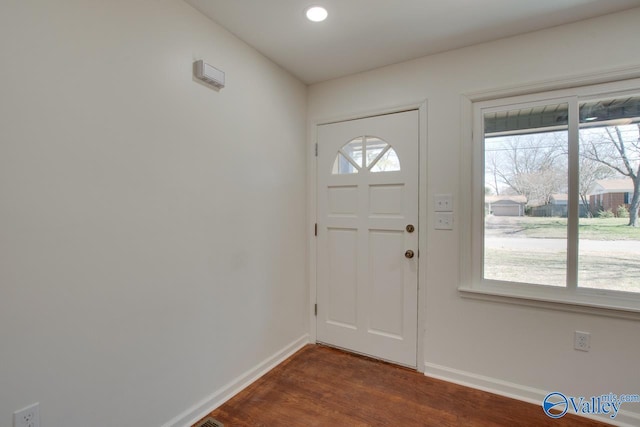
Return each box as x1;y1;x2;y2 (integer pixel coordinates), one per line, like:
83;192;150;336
466;78;640;313
483;101;569;287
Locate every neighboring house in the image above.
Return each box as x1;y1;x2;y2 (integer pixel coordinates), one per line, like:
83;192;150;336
589;178;634;213
485;195;526;216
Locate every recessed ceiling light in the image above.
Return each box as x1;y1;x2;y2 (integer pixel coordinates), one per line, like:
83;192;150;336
305;6;328;22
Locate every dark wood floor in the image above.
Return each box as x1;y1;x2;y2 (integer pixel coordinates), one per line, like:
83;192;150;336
195;344;611;426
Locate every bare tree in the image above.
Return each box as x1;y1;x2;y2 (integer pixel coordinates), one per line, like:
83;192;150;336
581;124;640;226
578;155;615;217
486;133;566;205
485;151;502;196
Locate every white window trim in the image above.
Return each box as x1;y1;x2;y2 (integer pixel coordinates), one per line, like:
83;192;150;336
459;69;640;320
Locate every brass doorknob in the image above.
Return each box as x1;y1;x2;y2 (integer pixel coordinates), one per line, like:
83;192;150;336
405;250;415;259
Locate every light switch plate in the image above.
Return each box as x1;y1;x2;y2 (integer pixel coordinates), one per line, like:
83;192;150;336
435;213;454;230
434;194;453;212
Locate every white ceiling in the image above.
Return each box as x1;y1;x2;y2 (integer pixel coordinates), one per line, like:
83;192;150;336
185;0;640;84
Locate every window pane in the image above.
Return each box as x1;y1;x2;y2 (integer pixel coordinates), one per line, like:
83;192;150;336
343;137;364;168
365;137;389;168
483;102;569;286
332;152;358;174
578;96;640;293
370;148;400;172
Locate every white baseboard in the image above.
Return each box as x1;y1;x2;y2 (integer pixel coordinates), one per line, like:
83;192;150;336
164;334;310;427
423;361;640;427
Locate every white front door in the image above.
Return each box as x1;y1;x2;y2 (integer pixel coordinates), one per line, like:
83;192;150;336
316;110;419;367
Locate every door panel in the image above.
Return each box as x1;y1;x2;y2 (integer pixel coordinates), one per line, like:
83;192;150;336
369;229;404;337
328;186;358;215
316;110;419;367
327;228;358;327
369;184;404;216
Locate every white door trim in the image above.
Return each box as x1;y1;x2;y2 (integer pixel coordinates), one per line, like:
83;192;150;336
307;100;428;371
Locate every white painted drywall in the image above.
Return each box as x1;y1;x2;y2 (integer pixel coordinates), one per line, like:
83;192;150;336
309;6;640;421
0;1;307;426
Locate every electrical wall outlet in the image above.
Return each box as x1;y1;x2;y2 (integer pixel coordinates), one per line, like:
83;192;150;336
14;403;40;427
574;331;591;352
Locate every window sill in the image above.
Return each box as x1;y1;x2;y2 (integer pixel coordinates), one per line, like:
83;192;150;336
458;283;640;321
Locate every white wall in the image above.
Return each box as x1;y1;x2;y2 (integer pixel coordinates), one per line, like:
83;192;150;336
309;7;640;423
0;1;307;426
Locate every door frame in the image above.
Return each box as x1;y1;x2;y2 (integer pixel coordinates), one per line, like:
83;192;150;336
307;100;428;372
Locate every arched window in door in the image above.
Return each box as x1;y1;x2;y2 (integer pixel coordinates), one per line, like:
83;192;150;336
332;136;400;174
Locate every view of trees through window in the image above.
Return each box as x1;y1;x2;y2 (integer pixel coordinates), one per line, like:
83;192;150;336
483;96;640;292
